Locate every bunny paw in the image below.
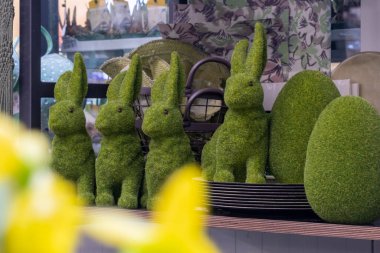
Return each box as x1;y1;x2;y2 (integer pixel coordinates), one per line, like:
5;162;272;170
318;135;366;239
140;193;147;208
246;173;266;184
79;192;95;205
146;197;159;210
118;194;138;209
213;170;234;182
201;168;214;181
95;193;115;206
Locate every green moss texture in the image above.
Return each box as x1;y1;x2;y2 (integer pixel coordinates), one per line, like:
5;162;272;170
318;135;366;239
49;53;96;205
95;54;145;208
201;22;268;183
142;52;195;210
305;96;380;224
269;70;340;183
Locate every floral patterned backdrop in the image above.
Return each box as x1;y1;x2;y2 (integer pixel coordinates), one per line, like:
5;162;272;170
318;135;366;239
158;0;330;82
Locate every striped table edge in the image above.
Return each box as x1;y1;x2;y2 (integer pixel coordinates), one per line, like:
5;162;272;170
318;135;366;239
85;207;380;241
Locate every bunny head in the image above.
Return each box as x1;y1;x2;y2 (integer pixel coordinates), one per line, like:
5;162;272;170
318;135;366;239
95;54;142;136
142;52;185;138
49;53;88;136
224;22;267;110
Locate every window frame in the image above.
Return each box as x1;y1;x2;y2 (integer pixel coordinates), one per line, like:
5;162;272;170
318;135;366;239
19;0;178;128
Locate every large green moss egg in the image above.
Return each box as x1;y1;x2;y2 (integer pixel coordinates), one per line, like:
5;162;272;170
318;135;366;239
305;96;380;224
269;70;340;183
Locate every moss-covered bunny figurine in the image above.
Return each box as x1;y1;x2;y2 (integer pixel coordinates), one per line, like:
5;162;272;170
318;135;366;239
201;22;268;183
142;52;195;209
95;54;144;208
49;53;96;204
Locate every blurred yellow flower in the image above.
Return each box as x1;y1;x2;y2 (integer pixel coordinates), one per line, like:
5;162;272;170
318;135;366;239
0;115;23;180
148;165;216;253
4;172;83;253
0;114;49;183
85;164;219;253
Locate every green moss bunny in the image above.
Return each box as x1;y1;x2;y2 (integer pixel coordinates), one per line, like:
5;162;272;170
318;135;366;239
142;52;195;209
95;54;144;208
201;22;268;183
49;53;96;204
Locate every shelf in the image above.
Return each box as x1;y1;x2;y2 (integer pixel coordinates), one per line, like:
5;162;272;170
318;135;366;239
61;37;161;52
85;208;380;241
331;28;360;41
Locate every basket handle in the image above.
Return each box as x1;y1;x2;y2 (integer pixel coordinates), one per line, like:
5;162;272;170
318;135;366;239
183;87;225;127
184;56;231;95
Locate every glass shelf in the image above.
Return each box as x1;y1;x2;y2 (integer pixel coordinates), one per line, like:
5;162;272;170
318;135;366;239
61;36;160;52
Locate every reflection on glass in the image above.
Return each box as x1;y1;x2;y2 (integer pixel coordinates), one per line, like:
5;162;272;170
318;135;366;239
59;0;166;38
38;0;168;83
331;0;361;62
12;0;20;118
40;26;75;82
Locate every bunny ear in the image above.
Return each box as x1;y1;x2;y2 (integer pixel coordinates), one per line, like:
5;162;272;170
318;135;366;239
231;39;249;75
151;71;168;104
106;71;127;101
54;71;72;102
120;54;142;105
245;22;267;80
68;53;88;105
164;52;185;107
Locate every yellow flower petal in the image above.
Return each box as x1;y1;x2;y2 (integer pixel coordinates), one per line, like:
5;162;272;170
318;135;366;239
14;130;50;171
83;208;155;248
153;164;208;235
0;114;50;182
0;115;24;180
84;164;219;253
149;164;219;253
4;172;82;253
